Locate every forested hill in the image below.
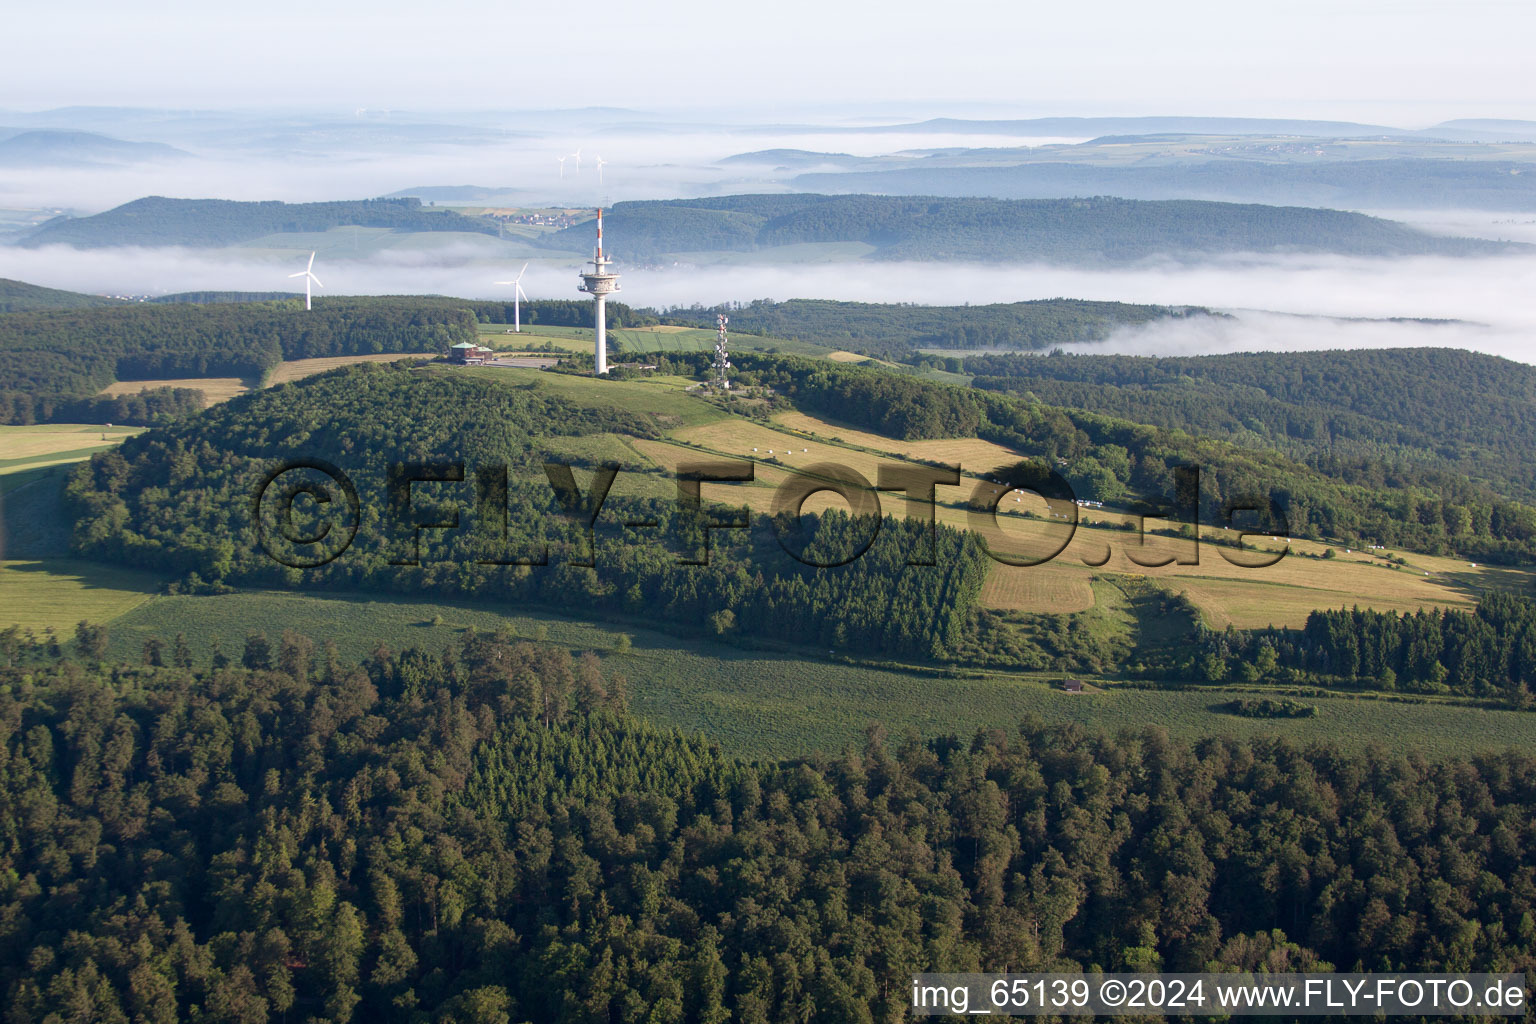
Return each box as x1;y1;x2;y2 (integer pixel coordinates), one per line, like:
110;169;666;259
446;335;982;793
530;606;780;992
793;157;1536;211
8;645;1536;1019
661;297;1216;356
965;347;1536;502
69;363;988;661
0;297;479;425
20;196;499;248
0;277;123;312
539;194;1517;263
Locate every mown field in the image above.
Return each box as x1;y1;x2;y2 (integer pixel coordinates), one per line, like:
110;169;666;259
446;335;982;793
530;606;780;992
97;586;1536;761
92;353;440;406
265;352;437;385
0;423;144;469
99;376;249;403
0;558;164;634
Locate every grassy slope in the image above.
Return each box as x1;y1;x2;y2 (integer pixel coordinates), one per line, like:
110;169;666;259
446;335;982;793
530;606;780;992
101;587;1536;760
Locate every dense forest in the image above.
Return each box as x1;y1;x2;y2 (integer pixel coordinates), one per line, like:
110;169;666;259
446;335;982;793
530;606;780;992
0;297;478;424
19;385;208;427
147;291;302;305
2;640;1536;1020
66;364;988;661
471;298;658;330
539;194;1514;263
966;347;1536;503
20;196;499;248
0;288;669;425
658;298;1209;357
1190;592;1536;701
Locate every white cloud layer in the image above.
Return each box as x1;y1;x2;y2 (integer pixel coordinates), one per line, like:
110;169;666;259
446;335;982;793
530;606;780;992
5;244;1536;362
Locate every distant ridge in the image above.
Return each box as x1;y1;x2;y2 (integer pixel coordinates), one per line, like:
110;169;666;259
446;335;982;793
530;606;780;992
0;278;123;313
848;116;1412;137
792;158;1536;211
20;196;501;249
147;291;301;304
0;130;188;166
537;193;1522;263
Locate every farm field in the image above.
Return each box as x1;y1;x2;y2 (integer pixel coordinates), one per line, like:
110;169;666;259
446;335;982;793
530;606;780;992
265;352;437;384
0;558;164;634
980;566;1096;614
761;407;1521;625
772;409;1027;469
99;376;250;403
0;423;144;467
453;365;730;428
97;586;1536;760
92;353;440;406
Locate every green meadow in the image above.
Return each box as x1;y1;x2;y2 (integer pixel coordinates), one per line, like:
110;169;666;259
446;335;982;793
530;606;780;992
98;586;1536;761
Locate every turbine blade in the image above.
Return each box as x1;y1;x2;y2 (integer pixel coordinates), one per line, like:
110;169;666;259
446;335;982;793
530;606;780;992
307;251;316;271
309;274;323;288
515;262;529;282
288;271;306;278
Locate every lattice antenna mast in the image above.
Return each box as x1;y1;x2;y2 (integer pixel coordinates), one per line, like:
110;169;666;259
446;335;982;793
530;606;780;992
714;313;731;389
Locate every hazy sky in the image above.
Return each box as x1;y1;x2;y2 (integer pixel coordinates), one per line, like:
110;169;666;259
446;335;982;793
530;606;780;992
6;0;1536;124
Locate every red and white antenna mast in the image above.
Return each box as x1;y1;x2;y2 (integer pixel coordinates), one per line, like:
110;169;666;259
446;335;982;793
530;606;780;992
577;207;621;376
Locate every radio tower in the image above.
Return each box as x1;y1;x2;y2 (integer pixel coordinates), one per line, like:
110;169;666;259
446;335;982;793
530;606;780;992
713;313;731;389
577;208;620;375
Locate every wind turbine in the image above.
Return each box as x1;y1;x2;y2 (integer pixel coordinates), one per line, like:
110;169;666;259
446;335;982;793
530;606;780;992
494;263;530;332
595;155;607;185
557;154;567;179
569;148;582;175
288;251;322;311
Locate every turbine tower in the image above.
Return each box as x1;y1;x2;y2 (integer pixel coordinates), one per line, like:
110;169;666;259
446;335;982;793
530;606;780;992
494;263;530;332
577;208;620;376
288;251;322;311
713;313;731;389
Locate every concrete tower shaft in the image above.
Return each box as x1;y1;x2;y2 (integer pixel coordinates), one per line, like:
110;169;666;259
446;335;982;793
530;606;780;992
577;208;621;376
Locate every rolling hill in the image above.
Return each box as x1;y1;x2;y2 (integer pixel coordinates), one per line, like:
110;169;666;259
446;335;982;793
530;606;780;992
966;347;1536;502
0;277;124;313
0;129;188;166
793;158;1536;211
660;297;1218;355
537;194;1519;263
19;196;500;249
